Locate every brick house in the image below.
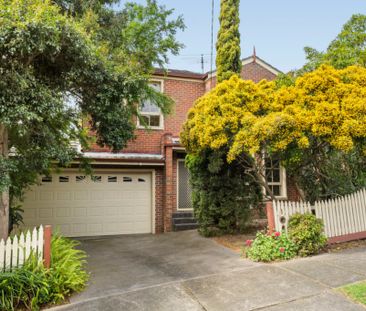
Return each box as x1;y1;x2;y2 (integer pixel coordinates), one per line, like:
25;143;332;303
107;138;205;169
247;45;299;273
21;54;299;237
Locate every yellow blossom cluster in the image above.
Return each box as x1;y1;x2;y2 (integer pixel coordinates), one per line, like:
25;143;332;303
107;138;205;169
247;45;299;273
181;65;366;161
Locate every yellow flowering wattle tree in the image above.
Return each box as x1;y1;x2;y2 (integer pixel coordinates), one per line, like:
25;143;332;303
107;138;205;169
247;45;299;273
181;65;366;202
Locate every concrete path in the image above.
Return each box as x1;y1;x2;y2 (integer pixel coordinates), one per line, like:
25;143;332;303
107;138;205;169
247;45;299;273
49;231;366;311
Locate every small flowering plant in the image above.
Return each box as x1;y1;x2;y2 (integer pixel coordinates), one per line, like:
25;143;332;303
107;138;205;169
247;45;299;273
244;230;297;262
245;239;253;247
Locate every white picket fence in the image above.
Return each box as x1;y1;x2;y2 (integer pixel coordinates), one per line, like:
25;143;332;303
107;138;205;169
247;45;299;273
0;225;44;271
273;200;313;233
273;188;366;239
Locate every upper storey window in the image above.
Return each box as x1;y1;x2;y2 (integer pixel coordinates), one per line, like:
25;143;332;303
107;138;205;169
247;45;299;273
137;81;164;130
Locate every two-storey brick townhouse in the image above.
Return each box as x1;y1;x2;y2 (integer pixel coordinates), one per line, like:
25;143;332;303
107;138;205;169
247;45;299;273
21;55;300;237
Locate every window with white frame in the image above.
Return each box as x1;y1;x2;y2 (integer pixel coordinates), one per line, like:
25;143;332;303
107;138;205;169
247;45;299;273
138;81;164;129
264;156;286;198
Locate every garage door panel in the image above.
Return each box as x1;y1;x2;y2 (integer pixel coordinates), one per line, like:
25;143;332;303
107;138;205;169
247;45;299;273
86;223;103;234
24;191;36;202
23;208;37;219
103;191;123;200
56;192;72;200
90;191;105;200
39;208;53;218
74;191;89;200
73;224;87;235
56;208;71;217
40;191;54;201
73;207;87;217
21;172;153;237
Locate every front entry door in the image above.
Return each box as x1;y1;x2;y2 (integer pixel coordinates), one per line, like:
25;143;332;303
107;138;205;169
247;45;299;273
177;160;193;210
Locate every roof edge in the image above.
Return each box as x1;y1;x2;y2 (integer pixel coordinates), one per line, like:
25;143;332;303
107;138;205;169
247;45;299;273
154;54;282;81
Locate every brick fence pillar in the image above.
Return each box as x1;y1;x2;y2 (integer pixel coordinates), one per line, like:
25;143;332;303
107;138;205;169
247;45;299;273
164;145;173;232
266;201;275;234
43;225;52;269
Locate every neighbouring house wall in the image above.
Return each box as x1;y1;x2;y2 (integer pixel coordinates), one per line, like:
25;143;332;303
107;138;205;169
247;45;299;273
241;61;277;82
205;60;278;90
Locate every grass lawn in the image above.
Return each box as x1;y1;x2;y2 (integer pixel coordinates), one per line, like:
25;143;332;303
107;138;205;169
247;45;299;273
340;281;366;305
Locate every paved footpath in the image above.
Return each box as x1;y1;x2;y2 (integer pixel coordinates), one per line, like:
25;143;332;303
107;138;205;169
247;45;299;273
49;231;366;311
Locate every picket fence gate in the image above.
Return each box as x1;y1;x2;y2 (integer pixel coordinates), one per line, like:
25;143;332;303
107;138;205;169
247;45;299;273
272;188;366;242
0;225;44;271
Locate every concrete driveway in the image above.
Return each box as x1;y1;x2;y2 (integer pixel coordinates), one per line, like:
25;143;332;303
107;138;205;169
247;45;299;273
50;231;366;311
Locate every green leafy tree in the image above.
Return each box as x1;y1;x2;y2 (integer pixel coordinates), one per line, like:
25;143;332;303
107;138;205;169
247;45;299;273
300;14;366;74
275;14;366;200
216;0;241;82
182;67;366;205
0;0;184;239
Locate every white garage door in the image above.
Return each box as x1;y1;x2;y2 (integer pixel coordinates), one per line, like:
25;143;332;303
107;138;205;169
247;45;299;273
22;172;153;237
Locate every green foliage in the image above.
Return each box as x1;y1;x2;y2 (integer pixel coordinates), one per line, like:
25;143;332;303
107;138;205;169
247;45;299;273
340;281;366;306
47;234;88;303
104;0;185;72
288;213;327;257
284;147;366;203
0;0;184;234
0;235;88;310
184;0;242;235
9;205;24;233
216;0;241;82
300;14;366;74
279;14;366;96
246;231;297;262
53;0;118;16
0;256;49;311
274;15;366;200
186;149;262;237
275;72;296;88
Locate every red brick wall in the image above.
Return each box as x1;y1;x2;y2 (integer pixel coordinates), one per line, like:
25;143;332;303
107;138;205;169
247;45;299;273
89;78;205;154
155;168;164;233
90;59;277;154
286;177;301;201
88;59;303;234
164;79;206;136
241;62;277;82
205;59;278;90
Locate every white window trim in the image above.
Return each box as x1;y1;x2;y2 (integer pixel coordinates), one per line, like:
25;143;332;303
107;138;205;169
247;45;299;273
265;164;287;200
261;155;288;200
137;79;165;130
177;159;194;211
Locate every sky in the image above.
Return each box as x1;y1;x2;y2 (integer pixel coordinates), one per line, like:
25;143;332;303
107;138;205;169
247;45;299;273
119;0;366;73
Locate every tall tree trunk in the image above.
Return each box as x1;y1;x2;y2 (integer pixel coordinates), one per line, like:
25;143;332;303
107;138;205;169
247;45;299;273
0;124;9;240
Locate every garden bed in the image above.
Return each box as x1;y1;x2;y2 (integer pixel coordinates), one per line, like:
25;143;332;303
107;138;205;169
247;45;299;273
214;233;366;255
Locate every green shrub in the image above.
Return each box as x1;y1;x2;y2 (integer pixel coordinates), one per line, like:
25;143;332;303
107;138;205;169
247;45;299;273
0;235;88;311
0;256;49;311
47;234;89;303
246;231;297;262
288;213;327;256
186;150;262;237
